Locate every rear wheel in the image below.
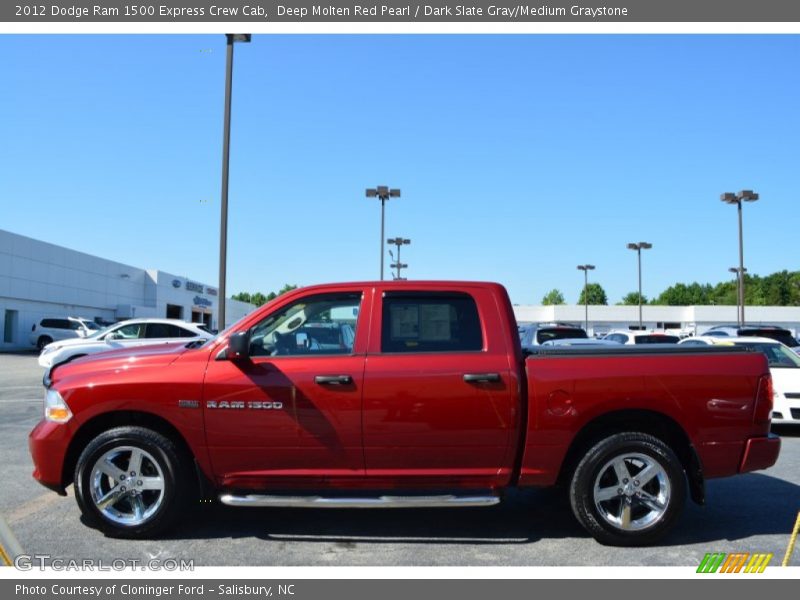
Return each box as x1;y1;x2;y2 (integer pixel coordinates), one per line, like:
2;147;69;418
74;426;189;538
569;432;686;546
37;336;53;352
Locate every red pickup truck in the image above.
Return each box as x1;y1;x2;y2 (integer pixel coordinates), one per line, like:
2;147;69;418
29;281;780;546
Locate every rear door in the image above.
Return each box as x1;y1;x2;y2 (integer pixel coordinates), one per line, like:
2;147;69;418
361;286;519;489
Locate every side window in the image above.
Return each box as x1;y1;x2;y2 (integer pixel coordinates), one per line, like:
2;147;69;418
248;292;361;357
110;324;144;339
145;323;172;338
175;326;198;338
381;292;483;353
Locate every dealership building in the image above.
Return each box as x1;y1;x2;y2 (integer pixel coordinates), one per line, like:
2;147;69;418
0;229;255;351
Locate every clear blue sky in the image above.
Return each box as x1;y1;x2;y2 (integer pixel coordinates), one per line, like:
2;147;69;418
1;34;798;305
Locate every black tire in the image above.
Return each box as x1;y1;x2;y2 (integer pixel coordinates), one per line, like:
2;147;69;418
74;426;189;538
569;432;686;546
37;336;53;352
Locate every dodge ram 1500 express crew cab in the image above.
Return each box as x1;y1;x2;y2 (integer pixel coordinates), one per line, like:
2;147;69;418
29;281;781;546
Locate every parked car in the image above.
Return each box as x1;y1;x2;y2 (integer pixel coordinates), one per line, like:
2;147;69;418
30;281;779;546
37;318;213;368
679;335;800;425
29;317;100;351
539;338;620;347
702;324;799;348
518;322;588;347
603;330;681;345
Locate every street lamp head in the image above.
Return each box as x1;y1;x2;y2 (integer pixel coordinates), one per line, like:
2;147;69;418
738;190;759;202
390;189;401;198
729;267;739;274
366;188;377;198
577;264;595;271
367;186;400;201
402;238;411;244
639;242;652;250
720;192;738;204
227;34;252;43
627;243;639;250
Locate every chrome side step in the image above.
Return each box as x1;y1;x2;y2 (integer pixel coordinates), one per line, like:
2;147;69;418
218;493;500;509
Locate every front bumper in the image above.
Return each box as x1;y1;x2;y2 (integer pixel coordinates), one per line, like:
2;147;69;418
28;418;71;495
738;434;781;473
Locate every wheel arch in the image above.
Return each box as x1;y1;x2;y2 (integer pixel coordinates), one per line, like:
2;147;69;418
62;410;200;493
557;409;704;505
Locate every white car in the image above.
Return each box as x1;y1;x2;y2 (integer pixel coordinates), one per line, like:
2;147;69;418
602;330;681;345
679;336;800;425
29;317;101;351
38;318;213;368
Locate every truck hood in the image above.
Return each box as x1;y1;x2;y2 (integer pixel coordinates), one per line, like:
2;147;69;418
47;341;194;386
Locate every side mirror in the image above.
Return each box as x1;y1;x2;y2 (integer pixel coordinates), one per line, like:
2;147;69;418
227;331;250;360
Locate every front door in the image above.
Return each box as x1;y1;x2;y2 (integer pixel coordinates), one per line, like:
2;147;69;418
202;291;368;489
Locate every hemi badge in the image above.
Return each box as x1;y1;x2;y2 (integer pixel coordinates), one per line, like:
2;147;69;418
178;400;200;409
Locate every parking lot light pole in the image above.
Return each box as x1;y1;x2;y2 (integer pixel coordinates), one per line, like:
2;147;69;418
387;237;411;280
366;186;401;280
728;267;748;327
218;33;251;331
721;190;759;327
576;264;595;332
627;242;652;330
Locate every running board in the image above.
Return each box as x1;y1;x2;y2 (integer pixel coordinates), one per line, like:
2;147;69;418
218;493;500;509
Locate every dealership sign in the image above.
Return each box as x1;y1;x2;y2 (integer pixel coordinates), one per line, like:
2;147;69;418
193;296;213;308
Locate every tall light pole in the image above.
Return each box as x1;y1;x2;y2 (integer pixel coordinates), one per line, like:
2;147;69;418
218;33;251;331
387;237;410;280
366;186;400;280
627;242;652;330
576;264;595;332
728;267;748;327
721;190;759;327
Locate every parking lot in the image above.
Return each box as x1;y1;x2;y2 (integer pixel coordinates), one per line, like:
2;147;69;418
2;351;799;567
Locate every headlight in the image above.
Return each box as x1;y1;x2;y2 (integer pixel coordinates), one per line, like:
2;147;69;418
44;389;72;423
41;345;59;355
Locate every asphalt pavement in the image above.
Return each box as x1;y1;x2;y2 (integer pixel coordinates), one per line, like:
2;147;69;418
2;352;799;567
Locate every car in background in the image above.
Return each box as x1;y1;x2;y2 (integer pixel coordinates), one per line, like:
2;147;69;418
603;330;681;345
29;317;101;351
679;335;800;425
37;318;213;368
539;338;620;348
517;322;588;347
703;324;799;349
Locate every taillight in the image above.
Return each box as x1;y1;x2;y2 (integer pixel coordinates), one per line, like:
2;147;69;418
754;374;773;425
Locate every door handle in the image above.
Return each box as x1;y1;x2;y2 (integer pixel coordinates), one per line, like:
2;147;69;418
463;373;501;383
314;375;353;385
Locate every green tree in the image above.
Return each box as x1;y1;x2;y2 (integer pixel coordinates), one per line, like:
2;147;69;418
619;292;647;306
577;283;608;305
232;284;299;308
541;289;566;305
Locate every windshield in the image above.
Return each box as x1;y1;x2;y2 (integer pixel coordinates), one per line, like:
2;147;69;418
732;341;800;368
82;321;101;330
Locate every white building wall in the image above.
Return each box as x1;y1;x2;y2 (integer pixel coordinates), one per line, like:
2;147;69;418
0;229;255;350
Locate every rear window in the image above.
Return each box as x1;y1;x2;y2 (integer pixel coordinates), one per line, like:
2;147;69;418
739;329;798;348
536;327;588;344
634;335;680;344
381;292;483;353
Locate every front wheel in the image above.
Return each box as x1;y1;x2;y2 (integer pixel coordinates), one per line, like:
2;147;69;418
74;426;188;538
569;432;686;546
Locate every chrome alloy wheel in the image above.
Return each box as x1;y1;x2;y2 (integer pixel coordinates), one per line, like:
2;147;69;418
592;452;671;531
89;446;165;526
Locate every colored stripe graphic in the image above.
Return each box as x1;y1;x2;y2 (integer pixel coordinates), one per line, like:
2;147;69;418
697;553;726;573
720;553;749;573
744;553;773;573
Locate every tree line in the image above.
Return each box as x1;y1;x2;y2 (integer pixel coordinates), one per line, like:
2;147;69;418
541;270;800;306
232;284;298;307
